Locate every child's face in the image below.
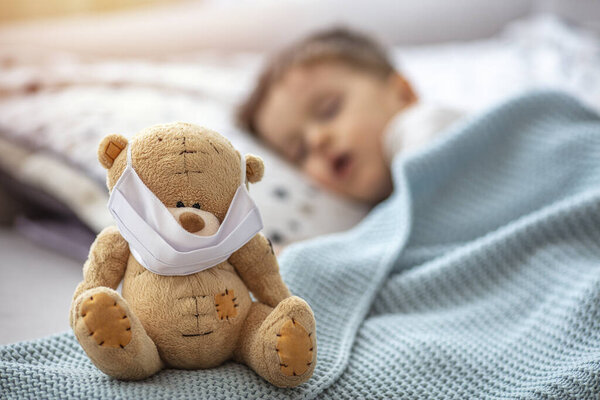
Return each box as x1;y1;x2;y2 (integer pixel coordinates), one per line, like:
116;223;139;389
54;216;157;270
255;62;413;204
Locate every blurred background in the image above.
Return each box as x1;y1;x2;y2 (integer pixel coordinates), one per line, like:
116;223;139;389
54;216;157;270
0;0;599;344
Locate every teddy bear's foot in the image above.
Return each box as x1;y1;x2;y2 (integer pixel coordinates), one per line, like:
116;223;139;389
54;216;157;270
235;296;317;388
71;287;163;380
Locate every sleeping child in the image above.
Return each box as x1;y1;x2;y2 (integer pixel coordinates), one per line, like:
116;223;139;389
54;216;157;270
237;28;463;206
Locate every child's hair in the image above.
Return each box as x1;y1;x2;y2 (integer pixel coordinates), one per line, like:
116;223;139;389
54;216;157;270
237;27;396;135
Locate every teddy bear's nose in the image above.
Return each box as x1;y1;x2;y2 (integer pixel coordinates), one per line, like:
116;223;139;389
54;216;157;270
179;212;205;233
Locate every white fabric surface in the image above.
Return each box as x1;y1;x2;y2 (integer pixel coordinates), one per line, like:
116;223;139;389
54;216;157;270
383;103;464;163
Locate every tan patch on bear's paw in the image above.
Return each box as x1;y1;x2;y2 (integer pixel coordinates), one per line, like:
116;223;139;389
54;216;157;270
276;318;313;376
80;292;132;348
215;289;238;320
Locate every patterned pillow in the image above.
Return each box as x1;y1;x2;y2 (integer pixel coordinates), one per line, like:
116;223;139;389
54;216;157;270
0;53;367;245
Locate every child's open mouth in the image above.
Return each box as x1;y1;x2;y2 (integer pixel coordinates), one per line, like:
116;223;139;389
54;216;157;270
332;153;353;179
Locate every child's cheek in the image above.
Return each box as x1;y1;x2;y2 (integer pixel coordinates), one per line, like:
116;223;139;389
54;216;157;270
304;160;333;188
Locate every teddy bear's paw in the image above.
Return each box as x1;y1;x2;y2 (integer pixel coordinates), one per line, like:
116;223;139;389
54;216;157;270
71;288;163;380
261;296;317;387
80;291;132;348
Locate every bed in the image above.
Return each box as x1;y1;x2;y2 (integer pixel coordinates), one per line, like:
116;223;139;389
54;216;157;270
3;88;600;399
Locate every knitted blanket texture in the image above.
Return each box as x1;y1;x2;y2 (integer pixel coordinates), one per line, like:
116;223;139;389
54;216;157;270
1;91;600;399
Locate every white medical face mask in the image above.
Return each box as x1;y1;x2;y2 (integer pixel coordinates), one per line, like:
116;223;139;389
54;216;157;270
107;140;263;276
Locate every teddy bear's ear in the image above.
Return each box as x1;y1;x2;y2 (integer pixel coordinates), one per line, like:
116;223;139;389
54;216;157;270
245;154;264;183
98;134;128;169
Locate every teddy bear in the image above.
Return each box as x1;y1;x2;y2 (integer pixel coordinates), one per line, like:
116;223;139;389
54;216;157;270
69;122;317;388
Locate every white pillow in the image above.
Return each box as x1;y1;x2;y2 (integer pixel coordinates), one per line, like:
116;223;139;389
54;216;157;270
396;15;600;113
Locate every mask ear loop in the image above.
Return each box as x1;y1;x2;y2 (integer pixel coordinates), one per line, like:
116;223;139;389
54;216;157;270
126;140;134;168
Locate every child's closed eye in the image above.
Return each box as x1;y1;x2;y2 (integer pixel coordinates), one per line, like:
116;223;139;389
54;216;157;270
314;94;342;121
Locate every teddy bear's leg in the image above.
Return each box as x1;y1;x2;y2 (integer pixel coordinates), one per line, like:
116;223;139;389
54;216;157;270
71;286;163;380
234;296;317;388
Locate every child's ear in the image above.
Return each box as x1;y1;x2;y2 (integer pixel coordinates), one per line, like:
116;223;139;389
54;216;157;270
391;73;418;107
98;134;128;169
245;154;264;183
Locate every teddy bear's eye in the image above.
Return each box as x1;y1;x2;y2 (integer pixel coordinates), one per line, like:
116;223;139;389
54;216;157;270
176;201;185;208
192;203;201;209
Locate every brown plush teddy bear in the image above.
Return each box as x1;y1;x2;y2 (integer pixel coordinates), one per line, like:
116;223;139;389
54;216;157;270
69;122;317;388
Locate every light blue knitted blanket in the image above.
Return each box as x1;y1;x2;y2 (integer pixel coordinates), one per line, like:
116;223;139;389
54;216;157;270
2;91;600;399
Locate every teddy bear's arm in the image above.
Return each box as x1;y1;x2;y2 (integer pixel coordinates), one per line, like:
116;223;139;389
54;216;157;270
72;226;130;305
229;233;291;308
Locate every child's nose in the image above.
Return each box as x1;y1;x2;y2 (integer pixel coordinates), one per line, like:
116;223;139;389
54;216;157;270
305;124;332;153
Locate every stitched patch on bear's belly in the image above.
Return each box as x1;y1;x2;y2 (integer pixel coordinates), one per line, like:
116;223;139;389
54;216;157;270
215;289;238;320
81;292;132;348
